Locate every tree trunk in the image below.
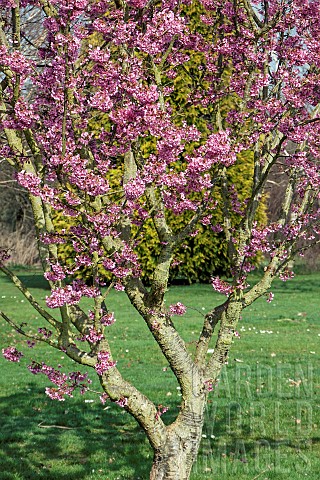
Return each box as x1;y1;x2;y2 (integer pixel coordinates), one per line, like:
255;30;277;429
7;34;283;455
150;409;205;480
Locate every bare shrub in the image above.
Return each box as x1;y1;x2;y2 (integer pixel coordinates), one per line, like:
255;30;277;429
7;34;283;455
265;148;320;272
0;229;40;267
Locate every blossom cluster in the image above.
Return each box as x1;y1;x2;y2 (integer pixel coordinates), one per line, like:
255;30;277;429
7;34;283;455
84;327;104;344
169;303;187;316
211;277;233;296
100;312;116;326
94;351;116;376
46;281;100;308
115;397;128;408
204;380;214;392
38;328;53;339
155;404;169;420
2;346;23;362
27;361;92;401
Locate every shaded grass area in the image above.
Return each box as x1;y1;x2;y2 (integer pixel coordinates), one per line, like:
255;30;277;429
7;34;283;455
0;270;319;479
0;386;150;479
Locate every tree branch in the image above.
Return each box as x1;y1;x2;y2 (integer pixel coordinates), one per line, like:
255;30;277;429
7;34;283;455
0;264;61;329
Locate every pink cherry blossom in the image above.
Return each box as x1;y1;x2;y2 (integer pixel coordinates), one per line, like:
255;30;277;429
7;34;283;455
95;351;116;375
169;302;187;316
115;397;128;408
211;277;233;296
101;312;116;326
2;346;23;362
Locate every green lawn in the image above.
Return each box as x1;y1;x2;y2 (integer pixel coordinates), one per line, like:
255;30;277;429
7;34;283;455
0;270;319;479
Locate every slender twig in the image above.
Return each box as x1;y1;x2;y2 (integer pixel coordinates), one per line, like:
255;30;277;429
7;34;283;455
0;264;61;329
38;422;74;430
0;310;58;348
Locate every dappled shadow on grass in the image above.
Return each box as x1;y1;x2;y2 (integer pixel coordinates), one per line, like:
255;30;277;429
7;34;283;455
1;271;50;291
195;436;317;480
196;403;319;479
0;383;152;480
1;385;319;480
199;437;319;475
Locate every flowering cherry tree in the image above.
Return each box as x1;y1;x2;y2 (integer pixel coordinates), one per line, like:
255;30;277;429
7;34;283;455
1;0;320;478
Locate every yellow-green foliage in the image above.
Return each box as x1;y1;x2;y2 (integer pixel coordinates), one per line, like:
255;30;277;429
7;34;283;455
135;150;267;284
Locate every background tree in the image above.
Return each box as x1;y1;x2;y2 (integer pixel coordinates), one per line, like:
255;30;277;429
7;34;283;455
0;4;45;265
0;160;39;265
1;0;320;479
